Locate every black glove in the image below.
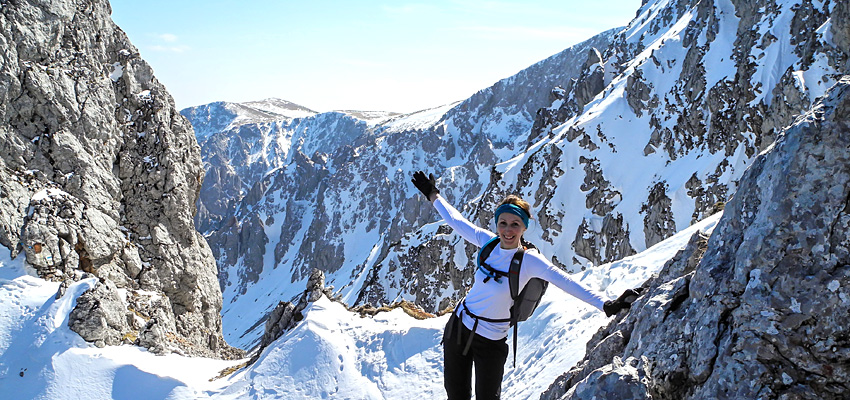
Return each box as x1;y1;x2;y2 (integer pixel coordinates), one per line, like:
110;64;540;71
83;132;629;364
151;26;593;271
411;171;439;201
603;288;644;317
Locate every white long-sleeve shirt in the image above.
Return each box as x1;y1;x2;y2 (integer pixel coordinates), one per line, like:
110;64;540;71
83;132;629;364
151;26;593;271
434;195;606;340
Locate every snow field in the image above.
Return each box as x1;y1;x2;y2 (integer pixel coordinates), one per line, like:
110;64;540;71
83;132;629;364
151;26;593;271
0;212;719;400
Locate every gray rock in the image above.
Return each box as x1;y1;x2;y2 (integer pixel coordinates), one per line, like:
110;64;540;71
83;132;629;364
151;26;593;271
834;2;850;64
562;357;653;400
641;182;676;248
0;0;241;359
573;213;636;268
542;229;708;400
68;279;132;347
542;76;850;400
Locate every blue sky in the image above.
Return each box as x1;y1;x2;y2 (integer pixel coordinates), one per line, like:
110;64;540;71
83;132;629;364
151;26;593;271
110;1;641;113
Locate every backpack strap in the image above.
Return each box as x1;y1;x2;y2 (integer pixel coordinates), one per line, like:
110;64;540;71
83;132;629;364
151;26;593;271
458;301;511;356
508;248;525;302
507;247;526;368
477;237;509;283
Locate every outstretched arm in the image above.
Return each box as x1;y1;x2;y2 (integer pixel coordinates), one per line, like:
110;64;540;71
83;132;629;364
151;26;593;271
528;256;643;316
529;256;607;312
412;171;494;247
432;195;495;247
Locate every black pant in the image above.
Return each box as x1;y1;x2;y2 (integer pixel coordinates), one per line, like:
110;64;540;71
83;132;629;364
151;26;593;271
443;313;509;400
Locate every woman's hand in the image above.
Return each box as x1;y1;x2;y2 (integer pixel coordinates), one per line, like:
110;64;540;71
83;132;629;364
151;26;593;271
603;288;643;317
411;171;440;202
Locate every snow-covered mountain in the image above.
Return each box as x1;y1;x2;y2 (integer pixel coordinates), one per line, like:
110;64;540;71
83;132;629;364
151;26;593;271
2;0;849;398
182;100;395;233
194;0;846;353
182;98;319;141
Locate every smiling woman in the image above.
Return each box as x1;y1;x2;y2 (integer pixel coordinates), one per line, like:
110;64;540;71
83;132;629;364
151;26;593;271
409;171;637;400
109;0;641;112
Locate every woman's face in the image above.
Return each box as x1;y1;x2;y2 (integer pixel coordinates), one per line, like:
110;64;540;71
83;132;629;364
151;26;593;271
497;213;526;249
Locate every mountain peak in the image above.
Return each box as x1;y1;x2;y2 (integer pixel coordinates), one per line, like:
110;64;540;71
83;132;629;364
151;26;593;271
181;98;318;140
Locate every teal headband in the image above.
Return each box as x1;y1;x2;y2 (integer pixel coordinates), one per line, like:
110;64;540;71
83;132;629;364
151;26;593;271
494;204;530;228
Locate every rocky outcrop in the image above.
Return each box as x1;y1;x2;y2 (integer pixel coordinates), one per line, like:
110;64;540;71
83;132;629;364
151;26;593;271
357;225;468;313
573;214;636;268
0;0;240;359
541;75;850;400
541;229;709;400
68;278;135;347
641;182;676;248
253;269;331;359
528;46;613;147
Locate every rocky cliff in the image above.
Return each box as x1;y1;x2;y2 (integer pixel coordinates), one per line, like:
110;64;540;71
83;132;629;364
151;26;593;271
0;0;240;358
540;72;850;400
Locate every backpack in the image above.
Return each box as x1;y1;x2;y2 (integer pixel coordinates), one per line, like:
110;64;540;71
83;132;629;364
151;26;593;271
473;236;549;366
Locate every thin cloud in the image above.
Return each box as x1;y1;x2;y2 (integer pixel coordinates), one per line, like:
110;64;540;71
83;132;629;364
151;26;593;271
158;33;179;42
146;33;189;53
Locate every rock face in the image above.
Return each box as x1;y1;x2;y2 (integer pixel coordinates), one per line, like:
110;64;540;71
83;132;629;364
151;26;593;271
541;75;850;399
0;0;240;358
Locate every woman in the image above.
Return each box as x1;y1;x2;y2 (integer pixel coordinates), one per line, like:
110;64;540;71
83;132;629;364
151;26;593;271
411;171;636;400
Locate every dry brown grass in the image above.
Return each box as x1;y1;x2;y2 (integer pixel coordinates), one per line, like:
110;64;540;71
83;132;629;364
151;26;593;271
121;331;138;343
210;361;249;382
127;306;151;321
349;301;437;320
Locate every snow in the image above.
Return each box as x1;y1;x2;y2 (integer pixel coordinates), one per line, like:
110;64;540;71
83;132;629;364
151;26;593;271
109;62;124;82
137;90;152;101
0;212;719;399
215;298;446;399
0;251;242;400
383;102;458;132
30;188;69;202
336;110;400;126
702;0;739;90
241;99;317;120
